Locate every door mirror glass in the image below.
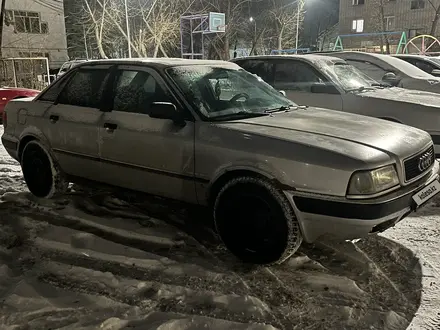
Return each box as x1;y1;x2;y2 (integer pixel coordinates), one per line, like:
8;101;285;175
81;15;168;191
431;69;440;77
310;82;340;95
382;72;400;86
149;102;185;127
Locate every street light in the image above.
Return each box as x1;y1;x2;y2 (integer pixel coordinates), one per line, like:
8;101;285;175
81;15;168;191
295;0;305;54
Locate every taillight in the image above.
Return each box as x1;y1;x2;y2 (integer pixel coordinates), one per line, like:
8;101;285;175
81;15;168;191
2;110;7;128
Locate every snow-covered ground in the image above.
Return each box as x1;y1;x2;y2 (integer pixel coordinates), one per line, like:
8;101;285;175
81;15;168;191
0;126;439;330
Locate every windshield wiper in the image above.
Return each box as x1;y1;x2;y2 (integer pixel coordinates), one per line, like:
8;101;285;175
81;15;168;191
264;105;300;113
371;83;391;88
346;86;376;93
210;111;268;121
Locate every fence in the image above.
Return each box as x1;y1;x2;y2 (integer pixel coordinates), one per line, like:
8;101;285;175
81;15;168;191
0;57;52;90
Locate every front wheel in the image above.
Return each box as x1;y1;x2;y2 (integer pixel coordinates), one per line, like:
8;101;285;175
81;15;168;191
21;140;68;198
214;176;303;265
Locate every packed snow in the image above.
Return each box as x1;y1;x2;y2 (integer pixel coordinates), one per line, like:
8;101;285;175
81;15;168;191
0;126;440;329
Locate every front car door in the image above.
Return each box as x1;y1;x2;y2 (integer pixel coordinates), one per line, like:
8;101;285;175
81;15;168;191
35;65;111;180
272;59;343;110
98;65;197;203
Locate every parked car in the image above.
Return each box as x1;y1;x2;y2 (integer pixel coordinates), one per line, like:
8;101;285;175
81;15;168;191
2;58;439;265
56;59;91;80
232;55;440;156
316;51;440;93
393;54;440;77
0;87;40;124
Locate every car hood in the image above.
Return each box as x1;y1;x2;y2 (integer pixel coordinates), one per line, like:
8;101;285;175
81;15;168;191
356;87;440;107
216;107;431;163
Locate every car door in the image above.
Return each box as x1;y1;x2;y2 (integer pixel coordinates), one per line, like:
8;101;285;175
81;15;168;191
40;65;111;180
98;65;197;203
272;59;343;110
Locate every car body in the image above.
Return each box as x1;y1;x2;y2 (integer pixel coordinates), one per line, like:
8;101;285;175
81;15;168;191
0;87;40;124
232;54;440;156
317;51;440;93
2;58;440;265
393;54;440;77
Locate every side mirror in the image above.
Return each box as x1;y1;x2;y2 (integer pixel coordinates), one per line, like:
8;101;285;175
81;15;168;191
279;90;286;96
149;102;186;127
310;82;339;95
431;69;440;77
382;72;400;86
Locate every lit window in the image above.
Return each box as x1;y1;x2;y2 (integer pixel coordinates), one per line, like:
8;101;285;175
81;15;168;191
352;19;364;33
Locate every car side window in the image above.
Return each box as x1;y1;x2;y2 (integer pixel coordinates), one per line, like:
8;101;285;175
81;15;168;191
237;60;275;84
38;74;71;102
413;60;435;74
57;69;108;108
112;69;171;114
345;60;387;81
273;60;325;92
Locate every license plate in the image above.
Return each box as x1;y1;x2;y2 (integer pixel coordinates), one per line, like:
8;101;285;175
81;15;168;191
412;179;440;206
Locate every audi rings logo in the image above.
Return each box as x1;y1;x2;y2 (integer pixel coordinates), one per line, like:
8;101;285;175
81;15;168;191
418;152;433;171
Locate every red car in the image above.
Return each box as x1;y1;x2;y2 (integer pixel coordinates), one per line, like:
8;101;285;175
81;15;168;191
0;87;40;124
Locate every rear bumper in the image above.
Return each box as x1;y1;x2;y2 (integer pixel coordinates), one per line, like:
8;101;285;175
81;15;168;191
1;135;19;160
284;160;440;243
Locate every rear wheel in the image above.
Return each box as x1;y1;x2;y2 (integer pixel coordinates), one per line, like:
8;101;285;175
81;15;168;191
214;176;302;265
21;140;68;198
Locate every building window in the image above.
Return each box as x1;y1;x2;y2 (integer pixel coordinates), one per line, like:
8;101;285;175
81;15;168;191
352;19;364;33
5;10;49;34
352;0;365;5
411;0;425;9
384;16;395;31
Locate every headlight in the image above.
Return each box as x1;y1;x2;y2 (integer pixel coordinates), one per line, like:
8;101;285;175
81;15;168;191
348;165;399;195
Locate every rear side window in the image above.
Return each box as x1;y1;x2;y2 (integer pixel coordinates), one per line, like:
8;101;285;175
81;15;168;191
38;74;70;102
345;60;388;81
236;60;275;84
58;69;109;108
273;60;326;91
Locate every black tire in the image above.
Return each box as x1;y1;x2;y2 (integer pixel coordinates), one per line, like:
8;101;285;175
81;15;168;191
214;176;303;265
21;140;68;198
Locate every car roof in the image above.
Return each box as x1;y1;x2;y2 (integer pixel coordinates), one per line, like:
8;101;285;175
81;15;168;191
73;58;239;70
231;54;346;65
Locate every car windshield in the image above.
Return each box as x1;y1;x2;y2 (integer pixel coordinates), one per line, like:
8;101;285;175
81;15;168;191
166;65;296;120
329;62;377;91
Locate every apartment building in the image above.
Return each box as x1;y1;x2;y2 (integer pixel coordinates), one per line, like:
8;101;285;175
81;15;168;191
338;0;438;51
1;0;68;69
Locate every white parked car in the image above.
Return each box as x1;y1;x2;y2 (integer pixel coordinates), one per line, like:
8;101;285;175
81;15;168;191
2;58;440;265
232;55;440;156
319;51;440;93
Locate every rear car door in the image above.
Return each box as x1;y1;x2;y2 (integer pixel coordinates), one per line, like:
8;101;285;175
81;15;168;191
98;65;197;203
272;59;343;110
39;65;111;180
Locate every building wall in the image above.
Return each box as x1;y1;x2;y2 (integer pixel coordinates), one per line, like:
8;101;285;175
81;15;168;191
1;0;68;69
338;0;438;50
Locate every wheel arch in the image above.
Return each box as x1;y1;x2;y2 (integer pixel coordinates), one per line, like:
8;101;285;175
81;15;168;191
207;167;294;207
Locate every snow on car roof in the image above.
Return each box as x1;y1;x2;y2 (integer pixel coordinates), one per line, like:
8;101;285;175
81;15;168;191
73;58;238;69
233;54;346;65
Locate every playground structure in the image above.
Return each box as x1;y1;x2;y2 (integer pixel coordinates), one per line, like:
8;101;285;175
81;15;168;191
180;12;226;59
332;31;408;54
331;31;440;56
403;35;440;55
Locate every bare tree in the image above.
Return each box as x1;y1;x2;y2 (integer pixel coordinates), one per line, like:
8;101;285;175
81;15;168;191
428;0;440;36
269;0;305;51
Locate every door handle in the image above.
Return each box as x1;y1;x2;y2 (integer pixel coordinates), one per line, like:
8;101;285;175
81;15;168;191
49;115;59;123
104;122;118;132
